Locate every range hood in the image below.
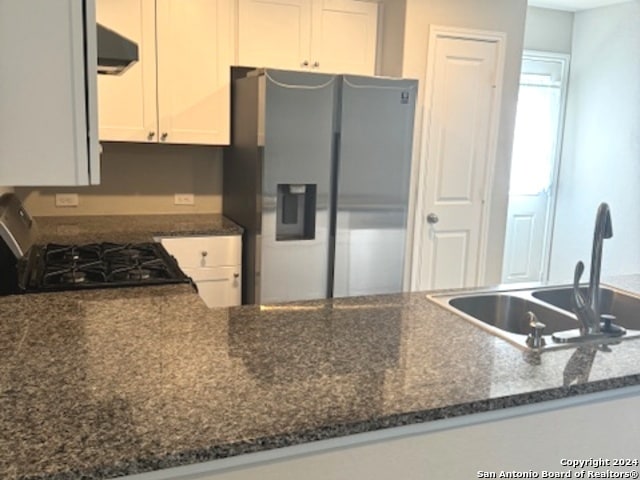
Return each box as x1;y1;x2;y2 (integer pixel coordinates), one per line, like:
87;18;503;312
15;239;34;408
97;23;139;75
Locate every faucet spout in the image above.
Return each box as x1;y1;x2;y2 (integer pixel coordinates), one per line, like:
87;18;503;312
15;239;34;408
587;202;613;325
570;203;614;336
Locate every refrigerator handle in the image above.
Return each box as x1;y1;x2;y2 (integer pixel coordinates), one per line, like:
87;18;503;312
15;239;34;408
327;130;341;298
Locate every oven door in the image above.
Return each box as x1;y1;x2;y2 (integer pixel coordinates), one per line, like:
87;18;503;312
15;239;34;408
0;241;19;295
15;247;41;292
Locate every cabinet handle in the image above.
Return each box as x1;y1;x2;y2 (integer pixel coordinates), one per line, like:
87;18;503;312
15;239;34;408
301;60;309;67
312;61;320;68
233;273;239;278
161;132;168;141
147;131;156;141
201;251;208;257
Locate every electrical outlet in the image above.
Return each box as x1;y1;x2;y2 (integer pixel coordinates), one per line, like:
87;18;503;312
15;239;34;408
55;193;79;207
174;193;195;205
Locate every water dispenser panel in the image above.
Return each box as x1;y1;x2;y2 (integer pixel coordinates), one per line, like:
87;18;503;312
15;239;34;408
276;184;316;241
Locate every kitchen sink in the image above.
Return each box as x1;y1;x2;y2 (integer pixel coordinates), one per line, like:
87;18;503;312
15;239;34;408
428;284;640;352
449;294;577;335
532;286;640;331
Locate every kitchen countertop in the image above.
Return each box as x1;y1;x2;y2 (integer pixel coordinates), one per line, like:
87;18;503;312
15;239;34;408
2;275;640;480
34;213;243;244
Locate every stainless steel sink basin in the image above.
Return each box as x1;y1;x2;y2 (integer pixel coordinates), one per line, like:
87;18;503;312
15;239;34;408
449;294;576;335
428;284;640;352
532;286;640;330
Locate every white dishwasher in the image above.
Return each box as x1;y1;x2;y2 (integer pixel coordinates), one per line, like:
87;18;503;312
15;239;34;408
155;235;242;308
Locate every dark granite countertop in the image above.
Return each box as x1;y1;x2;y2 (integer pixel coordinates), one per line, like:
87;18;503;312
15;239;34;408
1;276;640;479
34;213;243;244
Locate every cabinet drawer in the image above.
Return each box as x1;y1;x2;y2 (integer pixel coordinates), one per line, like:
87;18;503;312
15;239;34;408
159;235;241;268
182;266;241;308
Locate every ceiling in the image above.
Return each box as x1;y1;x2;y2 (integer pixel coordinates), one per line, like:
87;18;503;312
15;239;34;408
528;0;634;11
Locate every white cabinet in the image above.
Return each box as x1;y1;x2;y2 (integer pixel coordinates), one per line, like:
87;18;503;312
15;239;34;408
238;0;378;75
97;0;232;145
181;266;241;308
158;235;242;308
0;0;100;186
311;0;379;75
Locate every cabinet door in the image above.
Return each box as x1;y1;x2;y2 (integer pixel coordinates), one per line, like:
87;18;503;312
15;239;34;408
237;0;312;70
96;0;158;142
0;0;98;186
311;0;378;75
156;0;232;145
182;267;241;307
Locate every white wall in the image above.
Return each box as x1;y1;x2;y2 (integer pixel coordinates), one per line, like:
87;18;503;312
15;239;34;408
524;6;574;53
15;143;223;216
549;1;640;281
378;0;406;77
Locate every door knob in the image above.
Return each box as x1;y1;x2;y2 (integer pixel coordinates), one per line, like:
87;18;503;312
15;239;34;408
427;213;439;224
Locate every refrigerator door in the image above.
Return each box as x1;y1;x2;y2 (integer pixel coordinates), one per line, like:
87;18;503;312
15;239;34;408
333;75;417;297
260;69;338;303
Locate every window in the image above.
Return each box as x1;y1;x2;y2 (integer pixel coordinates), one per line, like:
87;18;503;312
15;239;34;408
509;59;564;195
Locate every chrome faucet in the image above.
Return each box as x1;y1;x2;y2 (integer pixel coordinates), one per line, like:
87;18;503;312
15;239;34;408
571;202;613;335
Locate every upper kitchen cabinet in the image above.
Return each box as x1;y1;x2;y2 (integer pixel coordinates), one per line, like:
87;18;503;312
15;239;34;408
0;0;100;186
97;0;233;145
238;0;378;75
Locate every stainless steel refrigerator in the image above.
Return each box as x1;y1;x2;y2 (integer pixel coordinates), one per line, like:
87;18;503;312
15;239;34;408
224;69;417;304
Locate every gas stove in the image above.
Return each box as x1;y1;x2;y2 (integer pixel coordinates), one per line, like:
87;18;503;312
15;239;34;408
0;194;192;295
19;241;191;292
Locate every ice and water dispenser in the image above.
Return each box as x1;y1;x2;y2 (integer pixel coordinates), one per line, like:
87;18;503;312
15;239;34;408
276;184;317;241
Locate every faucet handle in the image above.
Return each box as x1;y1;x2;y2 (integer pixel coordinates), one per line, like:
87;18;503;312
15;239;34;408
571;261;587;310
572;261;600;335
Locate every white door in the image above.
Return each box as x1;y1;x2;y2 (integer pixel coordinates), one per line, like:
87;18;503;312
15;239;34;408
502;53;569;283
311;0;378;75
414;28;504;291
237;0;312;70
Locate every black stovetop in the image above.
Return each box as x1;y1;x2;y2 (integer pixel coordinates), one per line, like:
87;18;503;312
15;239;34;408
16;242;192;293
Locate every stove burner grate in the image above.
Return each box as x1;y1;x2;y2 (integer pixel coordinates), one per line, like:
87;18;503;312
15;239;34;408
30;242;190;291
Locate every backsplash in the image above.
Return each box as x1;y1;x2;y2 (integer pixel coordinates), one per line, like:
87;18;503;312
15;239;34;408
15;143;223;216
